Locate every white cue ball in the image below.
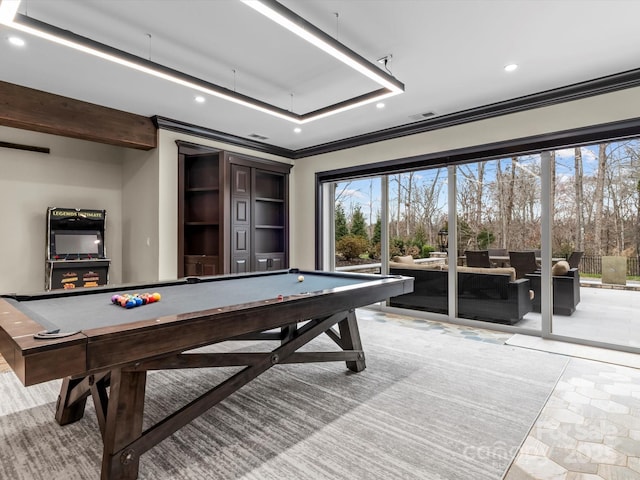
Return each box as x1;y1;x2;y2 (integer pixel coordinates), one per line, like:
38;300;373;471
297;275;304;282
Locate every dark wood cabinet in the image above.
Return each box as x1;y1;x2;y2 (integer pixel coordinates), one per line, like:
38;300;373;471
177;142;291;277
228;158;290;273
252;169;287;272
178;149;223;277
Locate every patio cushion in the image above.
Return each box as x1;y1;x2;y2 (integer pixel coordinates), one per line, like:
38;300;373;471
392;255;416;264
552;260;570;276
455;266;516;282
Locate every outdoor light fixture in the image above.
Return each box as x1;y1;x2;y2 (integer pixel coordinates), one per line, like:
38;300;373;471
0;0;404;124
438;228;448;253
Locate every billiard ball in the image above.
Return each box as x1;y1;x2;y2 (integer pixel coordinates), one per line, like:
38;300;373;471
297;275;304;282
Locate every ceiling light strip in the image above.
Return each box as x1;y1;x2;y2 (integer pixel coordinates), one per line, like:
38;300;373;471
299;89;397;124
0;0;19;23
241;0;404;94
5;12;301;123
0;0;404;124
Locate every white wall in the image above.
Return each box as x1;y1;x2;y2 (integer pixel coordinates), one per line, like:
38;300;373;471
0;126;125;293
121;146;161;283
289;86;640;270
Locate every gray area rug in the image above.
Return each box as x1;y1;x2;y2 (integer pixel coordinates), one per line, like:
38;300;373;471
0;317;568;480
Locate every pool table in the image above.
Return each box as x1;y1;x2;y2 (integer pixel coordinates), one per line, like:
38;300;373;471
0;269;413;479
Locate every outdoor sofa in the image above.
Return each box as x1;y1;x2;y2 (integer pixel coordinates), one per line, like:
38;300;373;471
388;256;533;324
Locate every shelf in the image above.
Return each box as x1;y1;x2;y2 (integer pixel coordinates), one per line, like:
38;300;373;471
255;201;284;226
255;170;284;200
185;190;219;223
255;229;285;253
186;156;219;189
187;187;219;193
185;222;219;226
185;229;219;255
255;225;284;229
255;197;284;203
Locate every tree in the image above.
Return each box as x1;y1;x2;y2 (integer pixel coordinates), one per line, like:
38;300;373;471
335;203;348;241
477;229;495;250
594;143;608;254
350;205;369;240
574;147;585;251
413;224;427;249
372;216;382;245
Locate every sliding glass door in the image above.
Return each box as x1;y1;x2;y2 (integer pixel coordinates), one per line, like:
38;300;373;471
330;177;383;274
320;139;640;352
386;168;449;315
550;141;640;348
455;157;543;330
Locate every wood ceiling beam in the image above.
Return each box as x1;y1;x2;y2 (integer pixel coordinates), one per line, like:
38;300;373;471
0;81;157;150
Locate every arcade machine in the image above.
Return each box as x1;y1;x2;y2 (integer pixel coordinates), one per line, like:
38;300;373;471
45;207;111;290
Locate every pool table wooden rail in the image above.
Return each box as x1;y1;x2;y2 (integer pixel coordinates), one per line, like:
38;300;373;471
0;298;87;385
0;271;413;386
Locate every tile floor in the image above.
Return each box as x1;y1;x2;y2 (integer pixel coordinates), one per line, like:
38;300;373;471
359;309;640;480
2;311;639;479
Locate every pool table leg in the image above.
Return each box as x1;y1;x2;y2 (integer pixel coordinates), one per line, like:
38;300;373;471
338;309;366;372
55;377;89;425
101;369;147;480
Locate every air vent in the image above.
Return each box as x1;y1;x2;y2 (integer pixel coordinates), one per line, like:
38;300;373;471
248;133;269;140
408;112;436;121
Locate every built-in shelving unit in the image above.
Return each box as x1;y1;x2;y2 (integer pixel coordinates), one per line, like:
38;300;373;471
178;149;223;277
178;142;291;276
253;169;287;271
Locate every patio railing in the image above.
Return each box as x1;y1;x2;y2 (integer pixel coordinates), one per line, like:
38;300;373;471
573;255;639;276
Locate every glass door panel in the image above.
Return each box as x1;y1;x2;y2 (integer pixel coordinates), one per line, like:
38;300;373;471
332;177;382;274
455;157;542;329
550;141;640;348
386;168;449;315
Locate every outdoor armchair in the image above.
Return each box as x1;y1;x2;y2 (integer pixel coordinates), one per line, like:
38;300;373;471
464;250;492;268
509;251;540;279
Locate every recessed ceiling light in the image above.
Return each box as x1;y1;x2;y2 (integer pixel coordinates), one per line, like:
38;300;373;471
504;63;518;72
194;95;205;103
376;102;385;109
293;127;302;133
8;35;24;46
